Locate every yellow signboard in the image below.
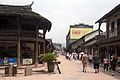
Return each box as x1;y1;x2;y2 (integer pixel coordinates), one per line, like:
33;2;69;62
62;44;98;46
70;28;93;39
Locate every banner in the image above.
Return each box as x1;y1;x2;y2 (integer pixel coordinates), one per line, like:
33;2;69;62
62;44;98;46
70;28;93;39
23;58;32;65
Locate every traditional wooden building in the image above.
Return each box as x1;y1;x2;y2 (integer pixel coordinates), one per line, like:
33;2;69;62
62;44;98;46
70;36;84;53
66;23;93;52
70;30;102;55
0;4;51;66
82;30;103;56
45;39;54;53
96;4;120;62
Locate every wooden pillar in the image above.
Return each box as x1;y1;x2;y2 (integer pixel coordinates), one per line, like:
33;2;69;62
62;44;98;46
115;46;117;57
43;29;46;39
43;41;45;53
98;22;101;36
106;20;110;39
106;20;110;56
17;40;21;66
38;44;40;55
35;41;38;66
43;30;46;53
17;16;21;66
98;22;101;56
35;25;39;66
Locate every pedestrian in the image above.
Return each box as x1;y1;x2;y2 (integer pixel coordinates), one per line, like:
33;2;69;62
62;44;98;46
72;51;75;60
80;51;84;60
88;54;92;64
92;52;100;73
110;55;117;76
103;56;109;71
72;51;77;60
66;52;69;59
82;52;88;73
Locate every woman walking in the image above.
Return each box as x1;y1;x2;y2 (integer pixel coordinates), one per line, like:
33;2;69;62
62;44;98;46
82;52;88;73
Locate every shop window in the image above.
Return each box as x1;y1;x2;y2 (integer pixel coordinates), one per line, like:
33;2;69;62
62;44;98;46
111;21;115;32
0;47;17;65
22;47;33;59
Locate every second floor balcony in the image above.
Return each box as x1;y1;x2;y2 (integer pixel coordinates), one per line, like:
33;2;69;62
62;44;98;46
109;27;117;38
99;27;119;41
0;29;44;40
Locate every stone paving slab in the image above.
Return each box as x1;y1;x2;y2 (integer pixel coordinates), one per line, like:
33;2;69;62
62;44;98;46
0;55;120;80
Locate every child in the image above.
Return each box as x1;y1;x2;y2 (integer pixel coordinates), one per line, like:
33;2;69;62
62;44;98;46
103;56;109;71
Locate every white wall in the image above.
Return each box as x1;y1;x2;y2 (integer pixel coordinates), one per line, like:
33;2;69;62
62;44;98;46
84;31;99;42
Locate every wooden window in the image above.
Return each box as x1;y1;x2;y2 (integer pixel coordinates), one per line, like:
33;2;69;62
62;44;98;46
111;21;115;32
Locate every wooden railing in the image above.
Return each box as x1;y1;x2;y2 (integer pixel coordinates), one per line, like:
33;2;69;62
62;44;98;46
109;27;117;38
0;29;18;37
99;27;119;40
100;31;106;36
20;30;36;38
0;29;44;39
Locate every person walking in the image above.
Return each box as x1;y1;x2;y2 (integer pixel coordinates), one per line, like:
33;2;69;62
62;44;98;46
82;52;88;73
92;52;100;73
110;55;117;76
103;56;109;71
80;51;84;60
88;54;92;64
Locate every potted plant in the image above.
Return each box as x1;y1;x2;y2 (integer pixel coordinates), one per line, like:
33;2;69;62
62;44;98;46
41;53;57;72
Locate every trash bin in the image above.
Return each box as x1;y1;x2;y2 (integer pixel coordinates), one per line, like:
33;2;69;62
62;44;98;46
13;64;17;76
25;66;32;76
5;67;9;75
5;63;17;76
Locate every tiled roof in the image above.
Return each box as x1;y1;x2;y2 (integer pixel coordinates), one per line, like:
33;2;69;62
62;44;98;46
0;4;41;18
0;4;52;31
96;4;120;23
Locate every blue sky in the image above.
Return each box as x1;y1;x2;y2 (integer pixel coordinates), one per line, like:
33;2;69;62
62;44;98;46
0;0;120;45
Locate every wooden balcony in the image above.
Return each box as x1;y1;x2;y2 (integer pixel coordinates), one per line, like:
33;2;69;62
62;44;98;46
20;30;36;38
99;27;120;40
109;27;117;38
0;29;44;40
0;29;18;37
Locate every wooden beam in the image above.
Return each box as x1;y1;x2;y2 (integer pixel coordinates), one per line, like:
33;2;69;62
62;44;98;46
98;22;102;36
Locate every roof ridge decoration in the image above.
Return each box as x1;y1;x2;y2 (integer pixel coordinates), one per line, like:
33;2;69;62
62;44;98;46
25;1;34;9
0;1;34;11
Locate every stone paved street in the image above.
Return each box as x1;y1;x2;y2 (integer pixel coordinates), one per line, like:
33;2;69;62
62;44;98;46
0;54;120;80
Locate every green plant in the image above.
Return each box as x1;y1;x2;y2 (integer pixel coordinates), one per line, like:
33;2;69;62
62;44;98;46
40;53;57;62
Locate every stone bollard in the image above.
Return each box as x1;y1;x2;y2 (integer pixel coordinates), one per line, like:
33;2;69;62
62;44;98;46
25;66;32;76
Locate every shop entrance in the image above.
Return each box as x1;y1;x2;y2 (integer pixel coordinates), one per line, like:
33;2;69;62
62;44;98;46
0;42;17;65
21;42;34;65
